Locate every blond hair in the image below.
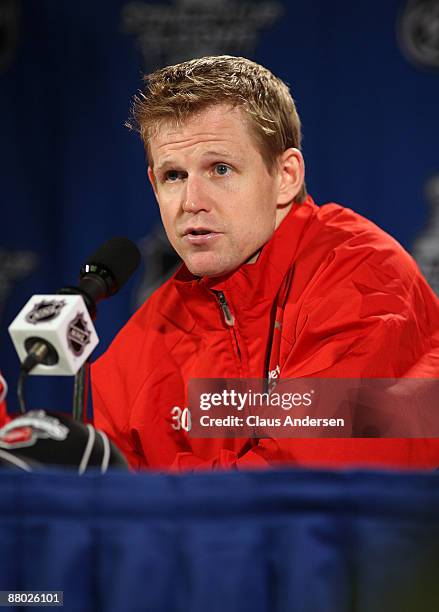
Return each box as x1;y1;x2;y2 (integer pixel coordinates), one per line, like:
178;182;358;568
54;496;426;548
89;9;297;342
127;55;306;202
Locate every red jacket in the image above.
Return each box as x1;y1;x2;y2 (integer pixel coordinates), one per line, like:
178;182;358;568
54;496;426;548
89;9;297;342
92;197;439;470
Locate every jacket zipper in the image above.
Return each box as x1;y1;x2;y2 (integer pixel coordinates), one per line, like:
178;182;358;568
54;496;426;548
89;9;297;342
213;290;235;326
212;290;243;374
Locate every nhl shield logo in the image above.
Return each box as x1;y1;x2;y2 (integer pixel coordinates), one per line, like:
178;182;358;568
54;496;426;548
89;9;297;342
67;313;91;356
25;299;66;324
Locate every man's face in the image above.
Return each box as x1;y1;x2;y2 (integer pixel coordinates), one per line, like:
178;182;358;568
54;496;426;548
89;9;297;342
147;104;296;278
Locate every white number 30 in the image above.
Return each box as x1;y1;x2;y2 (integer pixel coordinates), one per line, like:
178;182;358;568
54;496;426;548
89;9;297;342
170;406;192;432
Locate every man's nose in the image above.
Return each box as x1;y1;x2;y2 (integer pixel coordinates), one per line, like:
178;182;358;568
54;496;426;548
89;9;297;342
181;175;212;214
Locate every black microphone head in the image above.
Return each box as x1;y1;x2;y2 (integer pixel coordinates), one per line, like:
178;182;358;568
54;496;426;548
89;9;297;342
81;237;141;293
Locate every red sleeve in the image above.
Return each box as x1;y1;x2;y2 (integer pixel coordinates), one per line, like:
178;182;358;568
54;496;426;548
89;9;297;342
0;374;9;428
0;402;7;428
92;382;144;469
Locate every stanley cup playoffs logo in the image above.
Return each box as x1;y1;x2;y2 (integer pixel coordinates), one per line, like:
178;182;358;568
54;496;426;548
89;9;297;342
67;313;92;356
121;0;283;70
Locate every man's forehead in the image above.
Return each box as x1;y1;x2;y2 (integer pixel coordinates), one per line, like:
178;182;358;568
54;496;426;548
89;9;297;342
149;104;251;155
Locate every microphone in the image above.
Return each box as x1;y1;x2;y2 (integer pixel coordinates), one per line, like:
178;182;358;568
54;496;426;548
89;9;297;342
8;237;141;376
59;236;141;318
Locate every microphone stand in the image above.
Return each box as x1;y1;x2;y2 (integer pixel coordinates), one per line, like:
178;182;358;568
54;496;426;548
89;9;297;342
73;359;90;422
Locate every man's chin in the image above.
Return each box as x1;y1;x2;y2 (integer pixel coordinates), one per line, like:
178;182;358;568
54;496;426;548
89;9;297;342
185;255;235;279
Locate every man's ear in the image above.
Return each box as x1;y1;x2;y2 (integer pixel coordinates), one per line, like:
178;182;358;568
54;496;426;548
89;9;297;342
147;166;158;198
276;148;305;205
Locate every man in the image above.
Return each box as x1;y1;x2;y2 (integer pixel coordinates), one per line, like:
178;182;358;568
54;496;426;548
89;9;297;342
92;55;439;470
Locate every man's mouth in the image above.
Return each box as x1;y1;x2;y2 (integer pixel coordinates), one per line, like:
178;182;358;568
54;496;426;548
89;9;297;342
187;229;212;236
183;228;222;243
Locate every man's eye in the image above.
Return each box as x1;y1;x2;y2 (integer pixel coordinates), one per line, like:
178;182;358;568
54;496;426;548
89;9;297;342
214;164;231;176
164;170;183;182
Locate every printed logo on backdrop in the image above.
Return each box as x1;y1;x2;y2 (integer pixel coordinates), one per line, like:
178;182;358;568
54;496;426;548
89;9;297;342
398;0;439;70
411;175;439;295
25;299;66;325
67;313;92;356
0;248;38;327
121;0;284;70
0;0;21;73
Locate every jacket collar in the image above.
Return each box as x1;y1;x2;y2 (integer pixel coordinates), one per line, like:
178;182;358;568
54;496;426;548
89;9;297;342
172;196;318;310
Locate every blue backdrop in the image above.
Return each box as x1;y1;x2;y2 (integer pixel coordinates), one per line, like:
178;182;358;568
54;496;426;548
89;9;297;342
1;0;438;414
